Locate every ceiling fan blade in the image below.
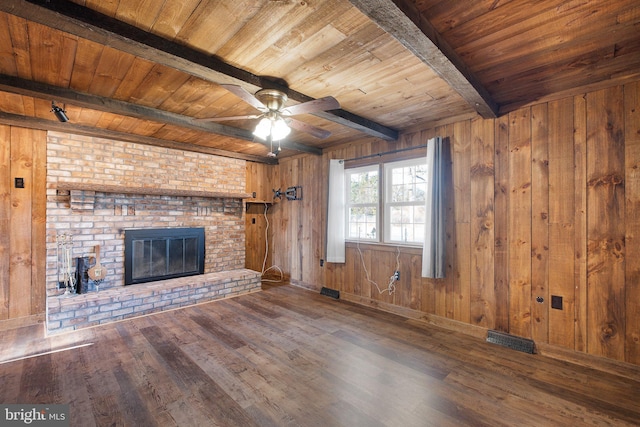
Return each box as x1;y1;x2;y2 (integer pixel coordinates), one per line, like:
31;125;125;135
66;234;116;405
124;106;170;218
285;117;332;139
219;84;267;111
195;114;262;122
281;96;340;116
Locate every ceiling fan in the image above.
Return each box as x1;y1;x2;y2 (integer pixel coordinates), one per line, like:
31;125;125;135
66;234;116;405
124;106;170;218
197;84;340;147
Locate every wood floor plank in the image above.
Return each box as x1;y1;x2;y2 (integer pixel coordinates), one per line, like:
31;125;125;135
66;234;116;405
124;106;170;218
52;345;97;427
80;336;131;426
18;354;57;404
0;284;639;426
111;364;161;426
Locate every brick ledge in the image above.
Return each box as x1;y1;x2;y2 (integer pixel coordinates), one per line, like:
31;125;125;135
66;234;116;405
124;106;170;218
46;269;261;334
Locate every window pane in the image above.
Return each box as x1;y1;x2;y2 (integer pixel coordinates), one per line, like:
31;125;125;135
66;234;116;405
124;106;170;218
389;224;403;241
346;165;379;241
387;201;426;244
350;170;378;204
348;206;377;239
389;162;427;202
414;205;426;224
384;158;428;244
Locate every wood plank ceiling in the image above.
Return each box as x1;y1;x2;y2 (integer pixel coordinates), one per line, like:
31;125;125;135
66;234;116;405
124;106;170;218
0;0;638;162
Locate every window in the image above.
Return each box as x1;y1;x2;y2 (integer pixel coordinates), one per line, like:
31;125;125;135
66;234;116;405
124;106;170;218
346;157;427;246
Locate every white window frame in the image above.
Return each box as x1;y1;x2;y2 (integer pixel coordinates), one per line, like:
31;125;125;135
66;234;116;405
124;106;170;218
345;156;427;247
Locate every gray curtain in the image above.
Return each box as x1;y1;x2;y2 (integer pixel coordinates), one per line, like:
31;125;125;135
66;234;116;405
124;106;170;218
422;137;446;278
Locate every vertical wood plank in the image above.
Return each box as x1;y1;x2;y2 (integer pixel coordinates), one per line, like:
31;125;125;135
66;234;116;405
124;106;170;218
357;244;372;300
531;103;549;343
9;127;33;318
548;98;576;348
508;108;532;338
245;203;269;273
0;125;10;320
469;118;494;328
494;115;510;332
30;129;47;314
574;94;588;353
452;119;471;227
8;15;33;79
449;121;470;322
0;14;18;76
301;155;323;289
289;157;302;282
275;159;293;281
624;81;640;365
405;251;422;310
345;246;358;296
586;86;626;361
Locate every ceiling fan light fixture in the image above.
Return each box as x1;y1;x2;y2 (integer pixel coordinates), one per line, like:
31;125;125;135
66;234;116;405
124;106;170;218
271;118;291;141
253;116;291;142
253;117;272;140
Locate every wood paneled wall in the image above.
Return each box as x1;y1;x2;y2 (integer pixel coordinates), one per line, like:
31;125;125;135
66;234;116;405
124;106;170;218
256;81;640;367
245;162;280;275
247;155;325;289
0;125;47;321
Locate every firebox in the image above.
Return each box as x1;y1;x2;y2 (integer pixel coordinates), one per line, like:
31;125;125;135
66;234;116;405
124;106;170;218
124;227;205;285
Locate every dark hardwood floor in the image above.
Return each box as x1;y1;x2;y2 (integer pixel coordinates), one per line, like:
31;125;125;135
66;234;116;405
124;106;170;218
1;284;639;426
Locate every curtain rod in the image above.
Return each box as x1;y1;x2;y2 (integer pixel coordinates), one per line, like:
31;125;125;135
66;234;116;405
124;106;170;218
341;144;429;163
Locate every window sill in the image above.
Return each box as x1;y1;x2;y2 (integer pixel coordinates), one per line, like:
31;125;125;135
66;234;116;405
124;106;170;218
345;240;423;255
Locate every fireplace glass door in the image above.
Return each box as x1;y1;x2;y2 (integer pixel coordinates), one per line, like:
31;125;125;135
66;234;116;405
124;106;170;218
125;228;205;285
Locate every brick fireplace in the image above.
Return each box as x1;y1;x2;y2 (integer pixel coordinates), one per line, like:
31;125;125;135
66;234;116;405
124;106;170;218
45;132;261;334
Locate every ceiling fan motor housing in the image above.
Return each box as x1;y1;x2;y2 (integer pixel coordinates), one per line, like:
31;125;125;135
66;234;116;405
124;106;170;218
255;89;288;111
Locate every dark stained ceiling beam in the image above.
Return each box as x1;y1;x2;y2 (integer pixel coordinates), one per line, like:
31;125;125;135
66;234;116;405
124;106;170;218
0;0;399;141
0;74;322;155
347;0;499;119
0;111;278;164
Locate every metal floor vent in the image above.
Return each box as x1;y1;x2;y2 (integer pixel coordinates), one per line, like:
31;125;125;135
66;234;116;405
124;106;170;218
320;287;340;299
486;330;536;354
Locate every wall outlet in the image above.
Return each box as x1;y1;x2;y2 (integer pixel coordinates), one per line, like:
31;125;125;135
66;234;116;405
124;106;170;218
394;270;400;281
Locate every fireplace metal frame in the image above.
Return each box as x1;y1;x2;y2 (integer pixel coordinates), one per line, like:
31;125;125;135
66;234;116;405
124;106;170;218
124;227;205;285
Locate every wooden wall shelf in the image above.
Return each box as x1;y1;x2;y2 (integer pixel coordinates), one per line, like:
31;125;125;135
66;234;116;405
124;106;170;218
55;182;253;200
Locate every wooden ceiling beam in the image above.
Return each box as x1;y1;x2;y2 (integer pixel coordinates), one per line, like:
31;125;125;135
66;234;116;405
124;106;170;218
0;74;321;155
0;111;278;164
0;0;399;141
347;0;499;119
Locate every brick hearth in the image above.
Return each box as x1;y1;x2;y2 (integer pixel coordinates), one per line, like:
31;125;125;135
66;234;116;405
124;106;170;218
47;269;261;333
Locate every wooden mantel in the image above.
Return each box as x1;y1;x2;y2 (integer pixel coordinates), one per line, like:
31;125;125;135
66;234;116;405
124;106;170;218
55;182;252;200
